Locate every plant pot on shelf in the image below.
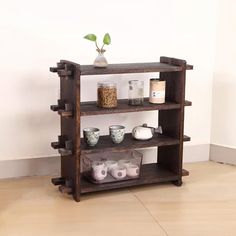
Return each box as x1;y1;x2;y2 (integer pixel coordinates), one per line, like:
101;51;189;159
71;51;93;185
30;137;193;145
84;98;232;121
94;49;108;68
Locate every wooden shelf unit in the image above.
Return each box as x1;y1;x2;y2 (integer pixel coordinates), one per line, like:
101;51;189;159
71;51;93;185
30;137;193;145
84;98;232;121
50;56;193;202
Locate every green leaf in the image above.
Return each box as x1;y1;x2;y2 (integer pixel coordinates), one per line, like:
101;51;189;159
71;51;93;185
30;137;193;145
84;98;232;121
84;34;97;41
103;33;111;45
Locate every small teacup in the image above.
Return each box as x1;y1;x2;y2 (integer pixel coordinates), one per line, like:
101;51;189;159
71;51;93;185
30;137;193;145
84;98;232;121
126;164;140;178
111;166;127;179
83;127;100;146
118;159;131;168
109;125;125;144
105;160;118;173
92;161;107;181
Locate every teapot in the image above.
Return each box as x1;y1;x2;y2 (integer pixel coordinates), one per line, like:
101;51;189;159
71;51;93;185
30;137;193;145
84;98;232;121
132;124;163;140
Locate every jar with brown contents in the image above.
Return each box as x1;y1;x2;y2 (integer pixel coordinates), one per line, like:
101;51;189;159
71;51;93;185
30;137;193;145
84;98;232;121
97;82;117;108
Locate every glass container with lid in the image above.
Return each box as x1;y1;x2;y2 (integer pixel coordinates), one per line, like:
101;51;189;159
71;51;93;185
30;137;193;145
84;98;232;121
97;82;117;108
128;80;144;106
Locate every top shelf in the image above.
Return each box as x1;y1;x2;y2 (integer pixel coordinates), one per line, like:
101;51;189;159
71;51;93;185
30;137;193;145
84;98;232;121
80;62;193;75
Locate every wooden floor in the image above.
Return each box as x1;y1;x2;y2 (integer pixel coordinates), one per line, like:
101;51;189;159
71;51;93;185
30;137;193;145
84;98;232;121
1;161;236;236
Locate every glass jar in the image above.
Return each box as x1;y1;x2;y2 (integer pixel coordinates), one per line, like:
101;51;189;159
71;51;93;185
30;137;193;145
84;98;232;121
97;82;117;108
128;80;144;105
149;78;166;104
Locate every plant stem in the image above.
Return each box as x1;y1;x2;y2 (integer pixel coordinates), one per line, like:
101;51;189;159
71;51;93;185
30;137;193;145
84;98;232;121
101;44;105;51
95;41;100;51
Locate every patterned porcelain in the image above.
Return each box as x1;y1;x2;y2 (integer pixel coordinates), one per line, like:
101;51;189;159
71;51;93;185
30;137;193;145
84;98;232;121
109;125;125;144
83;127;100;146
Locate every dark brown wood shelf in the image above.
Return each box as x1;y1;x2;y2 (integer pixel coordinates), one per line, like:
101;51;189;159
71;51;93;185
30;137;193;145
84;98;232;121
81;98;192;116
80;62;193;75
81;163;183;193
81;133;190;154
50;56;193;201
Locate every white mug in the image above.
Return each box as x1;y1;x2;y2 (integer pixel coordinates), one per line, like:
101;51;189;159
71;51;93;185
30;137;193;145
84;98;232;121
92;161;107;181
111;166;126;179
118;159;131;168
105;160;118;173
126;164;139;178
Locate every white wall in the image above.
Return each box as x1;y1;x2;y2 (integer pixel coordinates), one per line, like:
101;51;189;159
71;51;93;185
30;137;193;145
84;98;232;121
211;0;236;148
0;0;218;162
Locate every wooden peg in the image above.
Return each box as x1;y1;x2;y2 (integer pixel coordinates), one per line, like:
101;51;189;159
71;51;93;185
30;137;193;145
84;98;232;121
51;177;65;186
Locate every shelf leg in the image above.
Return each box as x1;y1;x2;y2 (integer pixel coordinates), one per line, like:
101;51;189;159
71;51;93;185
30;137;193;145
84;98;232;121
172;179;183;186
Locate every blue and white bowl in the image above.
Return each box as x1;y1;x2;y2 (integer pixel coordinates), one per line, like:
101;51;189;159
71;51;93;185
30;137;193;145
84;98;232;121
109;125;125;144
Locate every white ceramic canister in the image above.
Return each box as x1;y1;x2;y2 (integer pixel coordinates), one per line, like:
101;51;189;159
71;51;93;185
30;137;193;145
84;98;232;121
149;78;166;104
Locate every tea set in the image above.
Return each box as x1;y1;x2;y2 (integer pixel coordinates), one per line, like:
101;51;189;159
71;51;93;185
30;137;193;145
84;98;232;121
83;123;163;146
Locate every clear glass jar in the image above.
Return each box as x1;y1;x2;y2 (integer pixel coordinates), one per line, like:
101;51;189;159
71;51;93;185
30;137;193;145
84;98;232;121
97;82;117;108
128;80;144;105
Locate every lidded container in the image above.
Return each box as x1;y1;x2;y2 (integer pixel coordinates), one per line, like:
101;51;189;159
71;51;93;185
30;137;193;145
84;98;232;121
128;80;144;105
149;78;166;104
81;150;143;184
97;82;117;108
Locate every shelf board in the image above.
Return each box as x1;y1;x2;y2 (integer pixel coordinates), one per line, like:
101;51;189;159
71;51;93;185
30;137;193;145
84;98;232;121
80;62;180;75
81;133;190;154
81;163;187;193
81;99;192;116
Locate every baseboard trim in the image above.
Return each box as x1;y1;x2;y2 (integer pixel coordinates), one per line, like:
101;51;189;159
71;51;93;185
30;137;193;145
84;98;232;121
210;144;236;165
183;144;210;163
0;144;210;179
0;156;60;179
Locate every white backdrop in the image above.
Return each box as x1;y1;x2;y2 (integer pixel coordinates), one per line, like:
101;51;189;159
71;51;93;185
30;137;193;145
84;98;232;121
0;0;219;161
211;0;236;148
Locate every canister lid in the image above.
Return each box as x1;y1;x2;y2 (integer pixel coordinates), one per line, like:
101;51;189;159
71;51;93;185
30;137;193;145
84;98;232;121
97;81;117;88
150;78;165;82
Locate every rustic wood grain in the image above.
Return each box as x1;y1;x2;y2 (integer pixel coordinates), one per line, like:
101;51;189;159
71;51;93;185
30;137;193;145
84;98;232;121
80;98;192;116
50;57;192;201
81;133;190;154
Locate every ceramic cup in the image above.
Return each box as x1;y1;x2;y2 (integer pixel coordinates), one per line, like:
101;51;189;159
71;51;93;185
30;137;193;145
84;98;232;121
118;159;131;168
92;161;107;181
83;127;100;146
109;125;125;144
105;160;118;173
111;166;127;179
126;164;140;178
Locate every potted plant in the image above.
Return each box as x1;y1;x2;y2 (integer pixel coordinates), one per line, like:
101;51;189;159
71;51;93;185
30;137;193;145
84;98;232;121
84;33;111;68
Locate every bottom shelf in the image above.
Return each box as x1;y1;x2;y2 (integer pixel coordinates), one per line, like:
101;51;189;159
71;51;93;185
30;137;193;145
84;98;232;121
81;163;188;194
